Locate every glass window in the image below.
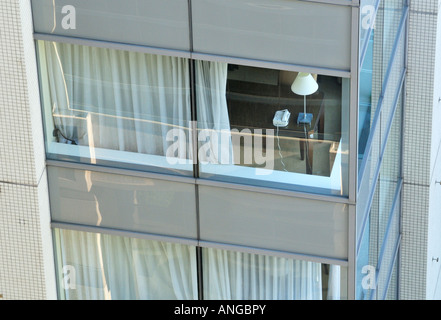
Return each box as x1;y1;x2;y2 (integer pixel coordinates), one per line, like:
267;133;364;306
37;40;193;175
358;31;373;164
358;0;406;173
53;229;198;300
53;228;347;300
37;40;351;196
196;62;350;196
54;229;347;300
202;247;347;300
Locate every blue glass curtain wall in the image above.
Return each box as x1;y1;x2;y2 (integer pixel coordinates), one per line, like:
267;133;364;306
356;0;407;300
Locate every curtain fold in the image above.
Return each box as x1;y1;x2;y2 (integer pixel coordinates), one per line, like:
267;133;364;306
202;248;340;300
195;60;233;164
42;41;193;159
41;41;232;165
56;229;340;300
56;229;198;300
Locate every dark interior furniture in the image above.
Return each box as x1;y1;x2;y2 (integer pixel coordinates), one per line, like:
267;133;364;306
226;78;325;174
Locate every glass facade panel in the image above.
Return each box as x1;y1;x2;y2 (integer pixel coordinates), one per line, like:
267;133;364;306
385;260;399;300
37;40;350;197
378;34;405;150
360;0;380;63
378;97;402;243
376;199;400;299
357;119;381;232
358;0;406;168
356;213;372;300
29;0;410;301
37;40;194;175
53;228;347;300
202;247;347;300
356;0;406;300
359;30;373;162
196;63;350;196
53;229;198;300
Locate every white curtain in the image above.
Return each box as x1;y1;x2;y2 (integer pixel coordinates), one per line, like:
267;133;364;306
202;248;340;300
195;60;233;164
40;41;231;162
56;229;198;300
56;229;338;300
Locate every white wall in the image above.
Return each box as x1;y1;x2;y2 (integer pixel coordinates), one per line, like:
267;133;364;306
0;0;56;299
426;0;441;300
401;0;441;300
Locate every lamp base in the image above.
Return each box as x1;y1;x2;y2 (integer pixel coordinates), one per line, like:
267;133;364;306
297;113;313;125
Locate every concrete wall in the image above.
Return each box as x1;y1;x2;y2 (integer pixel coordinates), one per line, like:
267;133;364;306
426;0;441;300
0;0;56;299
401;0;441;300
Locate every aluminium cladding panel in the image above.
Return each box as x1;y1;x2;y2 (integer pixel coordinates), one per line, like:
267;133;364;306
47;166;198;240
191;0;353;71
198;185;349;260
31;0;190;51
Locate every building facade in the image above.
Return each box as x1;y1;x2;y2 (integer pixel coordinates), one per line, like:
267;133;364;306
0;0;439;300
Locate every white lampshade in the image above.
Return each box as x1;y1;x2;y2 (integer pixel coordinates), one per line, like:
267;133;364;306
291;72;318;96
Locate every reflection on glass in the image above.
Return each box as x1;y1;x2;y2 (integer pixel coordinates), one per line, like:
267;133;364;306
202;247;346;300
37;40;193;175
197;63;349;196
358;0;406;172
359;31;373;165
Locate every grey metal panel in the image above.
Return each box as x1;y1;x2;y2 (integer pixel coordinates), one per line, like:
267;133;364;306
191;0;353;71
47;166;198;240
198;185;349;260
31;0;190;51
198;240;349;266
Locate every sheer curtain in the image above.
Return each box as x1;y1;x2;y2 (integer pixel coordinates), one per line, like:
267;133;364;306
43;41;192;155
195;60;233;164
40;41;232;165
35;43;198;163
55;229;198;300
202;248;341;300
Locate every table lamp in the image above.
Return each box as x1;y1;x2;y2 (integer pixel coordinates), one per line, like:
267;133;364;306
291;72;318;175
291;72;319;125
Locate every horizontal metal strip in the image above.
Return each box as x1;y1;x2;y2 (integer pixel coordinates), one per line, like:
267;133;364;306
196;177;353;204
297;0;359;6
33;33;192;59
46;159;354;205
51;222;199;247
191;52;352;78
199;240;349;267
51;222;348;265
46;159;196;184
33;33;352;77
